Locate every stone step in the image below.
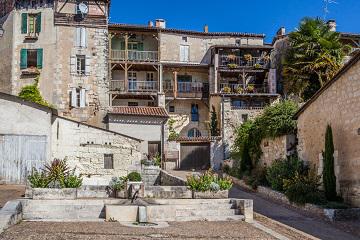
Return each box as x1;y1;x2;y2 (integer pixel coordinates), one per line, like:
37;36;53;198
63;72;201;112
175;208;240;217
175;215;245;222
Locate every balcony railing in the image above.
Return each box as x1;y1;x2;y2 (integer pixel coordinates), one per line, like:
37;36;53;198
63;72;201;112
219;55;270;69
110;80;157;92
220;83;269;94
164;82;209;98
111;50;158;62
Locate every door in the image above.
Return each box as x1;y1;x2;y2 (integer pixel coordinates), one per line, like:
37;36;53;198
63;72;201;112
180;143;210;170
0;135;47;184
148;142;161;159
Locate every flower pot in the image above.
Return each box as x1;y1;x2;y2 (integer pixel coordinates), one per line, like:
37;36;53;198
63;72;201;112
192;190;229;199
115;190;127;199
32;188;77;200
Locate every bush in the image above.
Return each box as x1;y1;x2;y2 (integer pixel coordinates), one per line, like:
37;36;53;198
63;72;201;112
109;176;127;191
61;173;83;188
245;166;269;190
266;155;304;192
18;76;52;107
28;169;49;188
283;169;325;205
127;172;142;182
186;170;232;192
323;125;337;201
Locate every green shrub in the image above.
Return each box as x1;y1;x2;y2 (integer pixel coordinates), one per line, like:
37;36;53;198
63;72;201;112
127;172;142;182
245;166;269;190
61;173;83;188
153;153;161;167
18;76;52;107
186;170;233;192
44;159;70;188
28;169;49;188
168;118;179;141
283;169;324;205
266;155;304;192
110;176;127;191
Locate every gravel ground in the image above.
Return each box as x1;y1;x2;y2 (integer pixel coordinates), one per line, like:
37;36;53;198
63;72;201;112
0;221;277;240
0;185;25;208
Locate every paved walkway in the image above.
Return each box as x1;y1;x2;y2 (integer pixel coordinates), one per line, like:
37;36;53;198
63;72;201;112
230;186;360;240
0;185;25;208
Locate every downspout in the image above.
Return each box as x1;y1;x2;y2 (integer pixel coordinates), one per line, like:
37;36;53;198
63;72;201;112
221;95;226;160
161;118;166;170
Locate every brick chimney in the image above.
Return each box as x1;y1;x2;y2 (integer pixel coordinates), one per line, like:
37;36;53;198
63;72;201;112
276;27;286;37
155;19;166;29
148;21;154;27
327;20;337;32
204;25;209;33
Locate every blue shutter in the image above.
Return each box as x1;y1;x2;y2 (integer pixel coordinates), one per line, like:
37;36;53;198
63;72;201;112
21;13;27;34
37;49;43;69
20;49;27;69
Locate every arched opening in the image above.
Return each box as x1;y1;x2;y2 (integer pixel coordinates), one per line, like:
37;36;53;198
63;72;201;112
187;128;201;138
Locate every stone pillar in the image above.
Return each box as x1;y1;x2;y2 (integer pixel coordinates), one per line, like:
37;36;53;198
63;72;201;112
173;71;178;98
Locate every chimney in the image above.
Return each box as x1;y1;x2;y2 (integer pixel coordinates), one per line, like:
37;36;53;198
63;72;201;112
148;21;154;27
327;20;337;32
155;19;166;29
204;25;209;33
276;27;286;37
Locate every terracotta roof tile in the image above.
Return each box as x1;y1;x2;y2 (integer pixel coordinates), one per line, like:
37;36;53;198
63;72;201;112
110;106;169;118
176;136;221;143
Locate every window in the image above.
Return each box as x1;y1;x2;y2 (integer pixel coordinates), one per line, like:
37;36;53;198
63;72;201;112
70;88;86;108
242;114;248;122
146;72;154;81
182;36;188;42
128;42;138;50
20;48;43;69
191;104;199;122
76;55;86;75
169;106;175;113
104;154;114;169
128;102;138;107
21;13;41;35
188;128;201;138
76;27;87;47
178;75;192;92
128;71;137;90
180;45;189;62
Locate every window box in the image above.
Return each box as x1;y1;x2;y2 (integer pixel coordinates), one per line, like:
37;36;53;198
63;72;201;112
32;188;78;200
24;35;38;41
21;67;40;76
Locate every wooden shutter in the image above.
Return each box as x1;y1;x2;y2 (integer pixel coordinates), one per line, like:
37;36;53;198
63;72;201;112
85;56;91;75
70;56;76;74
21;13;27;34
20;49;27;69
37;49;43;69
75;28;81;47
138;42;144;51
70;88;77;107
184;46;189;62
81;28;87;47
104;154;114;169
180;46;184;62
35;13;41;33
120;41;125;50
79;89;86;108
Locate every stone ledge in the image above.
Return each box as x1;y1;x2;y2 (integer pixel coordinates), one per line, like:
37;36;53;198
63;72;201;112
0;200;22;234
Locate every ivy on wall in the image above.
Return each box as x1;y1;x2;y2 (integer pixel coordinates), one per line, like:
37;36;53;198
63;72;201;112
18;76;52;108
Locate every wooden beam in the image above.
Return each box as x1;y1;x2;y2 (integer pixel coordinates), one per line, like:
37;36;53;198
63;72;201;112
58;0;69;13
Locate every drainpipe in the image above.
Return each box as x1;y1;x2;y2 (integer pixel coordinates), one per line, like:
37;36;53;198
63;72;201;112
161;119;166;170
221;95;226;160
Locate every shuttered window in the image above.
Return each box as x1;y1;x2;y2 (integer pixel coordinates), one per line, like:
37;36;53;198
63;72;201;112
104;154;114;169
76;55;86;75
21;13;41;34
76;27;87;48
20;49;43;69
180;45;189;62
70;88;86;108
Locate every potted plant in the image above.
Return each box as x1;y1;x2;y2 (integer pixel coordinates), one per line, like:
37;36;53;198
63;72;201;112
186;170;232;199
254;63;262;69
222;86;231;94
246;84;255;93
109;176;127;198
227;54;236;61
235;86;244;94
126;172;144;198
227;63;238;69
244;54;252;62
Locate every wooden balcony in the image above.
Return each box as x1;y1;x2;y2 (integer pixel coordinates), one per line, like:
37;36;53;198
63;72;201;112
164;82;209;98
111;50;158;62
110;80;158;93
220;83;270;95
219;55;270;69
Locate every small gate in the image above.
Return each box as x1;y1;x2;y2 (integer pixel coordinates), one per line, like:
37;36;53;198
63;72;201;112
0;135;48;184
180;143;210;170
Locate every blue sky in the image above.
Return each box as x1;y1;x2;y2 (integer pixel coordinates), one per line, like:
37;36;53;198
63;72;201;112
109;0;360;43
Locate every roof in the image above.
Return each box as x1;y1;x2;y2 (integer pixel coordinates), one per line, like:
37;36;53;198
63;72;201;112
109;23;265;38
294;51;360;119
211;44;273;50
110;106;169;118
340;32;360;38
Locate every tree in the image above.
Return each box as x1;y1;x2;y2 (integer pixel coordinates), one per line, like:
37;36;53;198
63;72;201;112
209;105;219;136
282;17;351;100
240;140;252;175
323;124;337;200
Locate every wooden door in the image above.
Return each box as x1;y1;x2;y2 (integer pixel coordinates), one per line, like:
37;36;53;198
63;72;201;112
180;143;210;170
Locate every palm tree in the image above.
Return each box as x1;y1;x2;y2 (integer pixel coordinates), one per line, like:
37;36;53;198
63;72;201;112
282;18;351;101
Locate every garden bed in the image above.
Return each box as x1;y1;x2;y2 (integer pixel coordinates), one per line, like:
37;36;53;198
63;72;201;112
32;188;77;200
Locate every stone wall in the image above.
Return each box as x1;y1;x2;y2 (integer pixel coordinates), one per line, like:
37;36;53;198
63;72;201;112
222;99;263;158
0;12;14;94
259;135;296;166
142;165;161;186
51;116;143;185
297;59;360;207
160;170;186;186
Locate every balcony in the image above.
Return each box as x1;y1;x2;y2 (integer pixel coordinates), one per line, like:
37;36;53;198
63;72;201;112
164;82;209;98
111;50;158;62
220;83;269;95
110;80;158;93
219;55;270;69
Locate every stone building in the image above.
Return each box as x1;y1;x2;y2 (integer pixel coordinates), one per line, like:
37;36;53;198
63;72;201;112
0;0;110;127
0;92;143;185
295;52;360;207
108;21;280;169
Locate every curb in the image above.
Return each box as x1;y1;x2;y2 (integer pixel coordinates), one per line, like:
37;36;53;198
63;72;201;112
254;212;320;240
0;200;22;234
